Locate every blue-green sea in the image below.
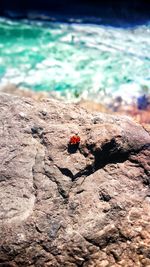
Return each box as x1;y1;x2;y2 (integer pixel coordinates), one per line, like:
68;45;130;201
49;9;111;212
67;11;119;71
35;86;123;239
0;17;150;102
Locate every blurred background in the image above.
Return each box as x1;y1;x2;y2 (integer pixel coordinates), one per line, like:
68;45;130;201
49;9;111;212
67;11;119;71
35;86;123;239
0;0;150;23
0;0;150;127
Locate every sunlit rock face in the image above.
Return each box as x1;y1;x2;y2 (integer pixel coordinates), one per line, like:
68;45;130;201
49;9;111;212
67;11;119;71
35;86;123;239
0;93;150;266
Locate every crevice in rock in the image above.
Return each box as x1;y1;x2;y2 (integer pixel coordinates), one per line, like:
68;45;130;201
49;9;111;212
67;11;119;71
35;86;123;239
31;125;47;147
56;167;74;180
79;259;89;267
55;139;130;183
90;139;130;171
83;236;101;249
31;132;70;201
73;165;95;180
44;170;69;201
129;158;150;185
99;191;111;202
32;150;38;199
81;139;150;175
57;164;95;182
31;126;44;137
31;145;47;202
83;227;130;252
76;189;85;194
84;234;121;250
65;139;130;182
35;224;43;234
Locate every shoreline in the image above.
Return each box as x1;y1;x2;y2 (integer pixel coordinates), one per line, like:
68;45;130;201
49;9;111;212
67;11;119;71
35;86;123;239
1;83;150;131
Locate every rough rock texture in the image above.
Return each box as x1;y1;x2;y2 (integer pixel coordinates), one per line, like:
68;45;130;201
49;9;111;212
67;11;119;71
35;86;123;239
0;93;150;267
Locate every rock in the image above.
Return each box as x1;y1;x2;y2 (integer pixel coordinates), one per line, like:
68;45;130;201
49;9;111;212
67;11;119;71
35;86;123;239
77;100;109;113
0;93;150;267
0;83;50;101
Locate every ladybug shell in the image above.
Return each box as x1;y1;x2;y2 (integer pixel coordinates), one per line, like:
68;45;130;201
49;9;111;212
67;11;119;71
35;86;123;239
69;135;80;145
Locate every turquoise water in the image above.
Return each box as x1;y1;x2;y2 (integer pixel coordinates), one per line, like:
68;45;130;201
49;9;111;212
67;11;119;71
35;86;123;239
0;17;150;102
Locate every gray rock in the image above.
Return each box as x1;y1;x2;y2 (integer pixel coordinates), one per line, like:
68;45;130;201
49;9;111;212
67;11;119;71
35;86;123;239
0;93;150;267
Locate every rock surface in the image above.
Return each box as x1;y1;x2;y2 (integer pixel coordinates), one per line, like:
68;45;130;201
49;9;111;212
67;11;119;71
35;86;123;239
0;93;150;267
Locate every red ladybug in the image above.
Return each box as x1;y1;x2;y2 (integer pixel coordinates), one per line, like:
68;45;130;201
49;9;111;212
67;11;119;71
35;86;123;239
69;134;80;145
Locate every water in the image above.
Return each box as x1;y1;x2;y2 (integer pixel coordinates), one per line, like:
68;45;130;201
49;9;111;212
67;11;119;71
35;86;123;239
0;17;150;103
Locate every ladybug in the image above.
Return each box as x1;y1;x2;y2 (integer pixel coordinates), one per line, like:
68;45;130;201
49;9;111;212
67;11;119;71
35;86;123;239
69;134;80;145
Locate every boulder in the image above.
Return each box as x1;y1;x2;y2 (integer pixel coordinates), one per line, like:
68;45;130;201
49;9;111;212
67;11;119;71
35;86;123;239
0;93;150;267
